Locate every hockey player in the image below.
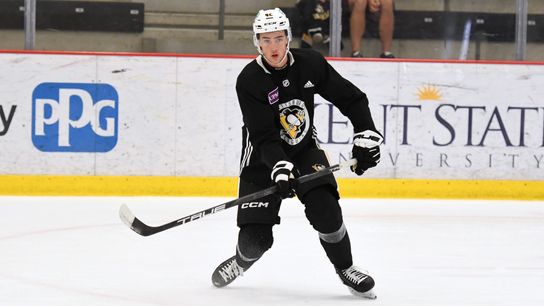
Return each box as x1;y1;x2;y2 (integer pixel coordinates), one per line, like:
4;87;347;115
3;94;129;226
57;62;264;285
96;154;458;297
211;8;383;299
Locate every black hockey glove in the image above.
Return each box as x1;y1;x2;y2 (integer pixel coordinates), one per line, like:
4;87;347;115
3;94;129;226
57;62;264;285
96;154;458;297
271;160;297;199
351;130;384;175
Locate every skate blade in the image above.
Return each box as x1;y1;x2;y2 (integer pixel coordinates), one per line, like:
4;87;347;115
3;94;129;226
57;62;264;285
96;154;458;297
348;288;377;299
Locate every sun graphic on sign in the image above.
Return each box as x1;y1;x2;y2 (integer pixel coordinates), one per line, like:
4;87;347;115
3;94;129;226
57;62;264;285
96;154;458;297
417;85;442;101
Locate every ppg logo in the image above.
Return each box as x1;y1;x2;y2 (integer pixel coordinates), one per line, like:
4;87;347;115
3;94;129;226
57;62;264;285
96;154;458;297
32;83;118;152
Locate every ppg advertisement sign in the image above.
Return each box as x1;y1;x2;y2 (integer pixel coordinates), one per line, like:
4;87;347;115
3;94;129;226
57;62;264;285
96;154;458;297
32;83;119;152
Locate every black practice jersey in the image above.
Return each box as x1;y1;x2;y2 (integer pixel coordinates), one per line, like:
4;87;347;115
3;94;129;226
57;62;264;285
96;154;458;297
236;48;376;181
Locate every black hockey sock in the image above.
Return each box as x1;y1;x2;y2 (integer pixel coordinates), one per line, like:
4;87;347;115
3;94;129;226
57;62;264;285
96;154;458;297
319;231;353;270
236;223;274;269
300;186;353;269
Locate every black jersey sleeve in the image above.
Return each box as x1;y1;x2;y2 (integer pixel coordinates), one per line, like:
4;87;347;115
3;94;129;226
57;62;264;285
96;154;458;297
236;73;288;169
314;53;377;133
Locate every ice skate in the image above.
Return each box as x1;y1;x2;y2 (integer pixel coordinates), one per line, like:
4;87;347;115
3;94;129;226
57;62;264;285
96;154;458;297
336;265;377;299
212;255;253;288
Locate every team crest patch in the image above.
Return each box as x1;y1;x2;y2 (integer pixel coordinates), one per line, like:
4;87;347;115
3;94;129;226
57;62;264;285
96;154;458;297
268;87;279;105
278;99;310;145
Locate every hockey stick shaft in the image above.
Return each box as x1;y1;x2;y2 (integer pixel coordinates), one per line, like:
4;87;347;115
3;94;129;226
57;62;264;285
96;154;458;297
119;158;357;236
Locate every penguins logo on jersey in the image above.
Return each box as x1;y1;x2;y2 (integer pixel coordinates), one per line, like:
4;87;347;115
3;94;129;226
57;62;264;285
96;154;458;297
278;99;310;145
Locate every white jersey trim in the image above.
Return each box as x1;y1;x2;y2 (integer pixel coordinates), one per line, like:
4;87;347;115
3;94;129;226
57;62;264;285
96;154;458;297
239;127;254;174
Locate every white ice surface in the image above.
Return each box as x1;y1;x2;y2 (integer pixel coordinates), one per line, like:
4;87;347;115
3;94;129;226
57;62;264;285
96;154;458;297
1;196;543;306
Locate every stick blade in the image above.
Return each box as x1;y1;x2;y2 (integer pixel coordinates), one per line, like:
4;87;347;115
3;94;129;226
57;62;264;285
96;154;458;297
119;204;135;227
119;204;155;236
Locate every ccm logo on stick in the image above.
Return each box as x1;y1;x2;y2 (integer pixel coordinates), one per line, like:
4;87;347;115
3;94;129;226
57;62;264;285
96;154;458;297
32;83;119;152
240;202;269;209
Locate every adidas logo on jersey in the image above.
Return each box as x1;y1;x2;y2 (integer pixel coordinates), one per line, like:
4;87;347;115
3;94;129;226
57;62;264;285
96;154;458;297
304;80;314;88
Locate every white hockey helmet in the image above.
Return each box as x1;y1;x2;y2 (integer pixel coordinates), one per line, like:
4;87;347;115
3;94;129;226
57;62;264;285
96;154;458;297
252;8;292;50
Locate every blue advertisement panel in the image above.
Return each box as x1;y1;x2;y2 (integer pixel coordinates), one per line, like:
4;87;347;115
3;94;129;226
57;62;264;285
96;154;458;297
31;82;119;152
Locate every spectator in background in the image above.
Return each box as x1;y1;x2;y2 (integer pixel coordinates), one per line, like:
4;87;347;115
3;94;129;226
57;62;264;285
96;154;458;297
296;0;331;49
347;0;395;58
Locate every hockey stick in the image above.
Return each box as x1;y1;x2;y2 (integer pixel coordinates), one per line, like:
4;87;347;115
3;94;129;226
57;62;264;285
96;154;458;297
119;158;357;236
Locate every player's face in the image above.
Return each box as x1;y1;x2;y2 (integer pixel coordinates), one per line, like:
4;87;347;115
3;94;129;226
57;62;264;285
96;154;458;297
259;31;289;68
